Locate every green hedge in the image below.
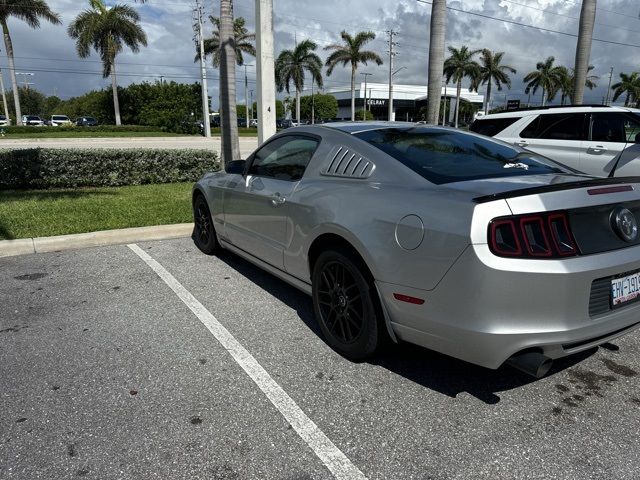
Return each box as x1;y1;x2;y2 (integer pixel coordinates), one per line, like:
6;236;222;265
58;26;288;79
1;125;163;135
0;148;220;189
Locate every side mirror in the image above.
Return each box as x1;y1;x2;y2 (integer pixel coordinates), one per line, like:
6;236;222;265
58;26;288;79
225;159;246;175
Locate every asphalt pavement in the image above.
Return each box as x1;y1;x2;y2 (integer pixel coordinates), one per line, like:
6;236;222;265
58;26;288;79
0;136;259;158
2;237;640;479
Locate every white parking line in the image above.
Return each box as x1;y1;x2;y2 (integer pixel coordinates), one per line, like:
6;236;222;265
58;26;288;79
128;243;367;480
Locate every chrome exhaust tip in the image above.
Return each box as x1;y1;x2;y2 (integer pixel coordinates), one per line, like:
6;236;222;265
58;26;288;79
506;351;553;378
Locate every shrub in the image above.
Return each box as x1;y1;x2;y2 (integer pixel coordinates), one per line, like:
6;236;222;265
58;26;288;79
1;125;164;135
0;148;220;189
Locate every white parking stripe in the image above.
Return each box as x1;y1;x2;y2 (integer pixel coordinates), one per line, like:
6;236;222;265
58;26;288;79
128;244;368;480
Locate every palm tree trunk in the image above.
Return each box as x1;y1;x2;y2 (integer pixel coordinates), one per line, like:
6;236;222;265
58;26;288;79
485;80;492;115
350;65;355;122
426;0;446;125
0;68;10;122
454;79;461;128
573;0;596;104
542;89;546;107
219;0;240;166
2;20;21;125
111;62;121;126
296;89;301;125
625;92;630;107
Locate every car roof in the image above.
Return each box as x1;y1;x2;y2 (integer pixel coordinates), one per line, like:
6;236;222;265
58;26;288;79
320;121;417;134
478;105;640;120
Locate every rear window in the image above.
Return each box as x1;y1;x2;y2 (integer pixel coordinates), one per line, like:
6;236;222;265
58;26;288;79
469;117;521;137
52;115;68;121
354;127;569;185
520;113;588;140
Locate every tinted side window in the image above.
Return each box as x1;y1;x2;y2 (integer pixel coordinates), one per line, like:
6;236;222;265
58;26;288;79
591;112;640;143
248;135;319;181
354;128;567;185
469;117;521;137
520;113;587;140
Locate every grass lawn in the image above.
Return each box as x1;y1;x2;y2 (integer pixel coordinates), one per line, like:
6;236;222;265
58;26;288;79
0;131;194;139
0;183;193;240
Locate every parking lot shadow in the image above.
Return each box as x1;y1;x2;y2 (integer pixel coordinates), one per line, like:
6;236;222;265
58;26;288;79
215;251;597;405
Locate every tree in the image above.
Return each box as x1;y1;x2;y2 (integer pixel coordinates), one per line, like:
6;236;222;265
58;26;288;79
426;0;446;124
197;16;255;68
0;0;61;125
523;56;565;106
68;0;147;126
7;86;45;117
219;0;240;164
558;65;598;105
355;109;374;121
299;93;338;121
611;72;640;107
275;39;323;124
474;49;515;114
573;0;597;104
324;31;383;122
443;45;480;128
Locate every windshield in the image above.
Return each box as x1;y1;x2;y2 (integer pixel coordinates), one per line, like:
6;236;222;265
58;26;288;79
354;127;570;185
52;116;69;121
26;116;40;121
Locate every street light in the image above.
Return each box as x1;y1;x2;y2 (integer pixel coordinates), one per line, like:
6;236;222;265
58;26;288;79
243;63;254;128
16;72;34;90
389;66;406;122
360;72;373;119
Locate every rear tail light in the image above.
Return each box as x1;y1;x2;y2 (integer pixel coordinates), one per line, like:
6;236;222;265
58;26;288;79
489;211;578;258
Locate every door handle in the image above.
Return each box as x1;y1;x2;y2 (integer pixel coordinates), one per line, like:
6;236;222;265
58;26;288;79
587;146;607;154
270;193;286;207
514;141;528;147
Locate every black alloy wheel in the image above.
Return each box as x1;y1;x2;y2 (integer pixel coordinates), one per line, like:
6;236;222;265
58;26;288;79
312;250;381;360
193;195;218;255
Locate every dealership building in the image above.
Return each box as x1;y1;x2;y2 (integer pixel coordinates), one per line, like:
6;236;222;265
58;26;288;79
328;82;484;122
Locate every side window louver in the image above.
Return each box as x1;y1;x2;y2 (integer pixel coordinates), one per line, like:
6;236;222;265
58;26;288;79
320;146;375;179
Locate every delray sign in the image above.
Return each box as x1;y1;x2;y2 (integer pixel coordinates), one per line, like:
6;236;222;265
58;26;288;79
367;99;386;107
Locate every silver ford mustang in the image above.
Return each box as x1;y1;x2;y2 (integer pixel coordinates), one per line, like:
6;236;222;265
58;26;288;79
192;122;640;377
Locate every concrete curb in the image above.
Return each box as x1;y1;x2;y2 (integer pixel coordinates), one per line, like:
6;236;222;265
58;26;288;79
0;223;194;258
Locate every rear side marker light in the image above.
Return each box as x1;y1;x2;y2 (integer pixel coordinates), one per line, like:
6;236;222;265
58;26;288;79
393;293;425;305
587;185;633;195
489;211;578;259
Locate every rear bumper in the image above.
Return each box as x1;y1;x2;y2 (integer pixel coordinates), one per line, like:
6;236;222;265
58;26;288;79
378;243;640;369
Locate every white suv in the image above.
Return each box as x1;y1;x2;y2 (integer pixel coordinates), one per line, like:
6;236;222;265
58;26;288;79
469;105;640;177
51;115;71;126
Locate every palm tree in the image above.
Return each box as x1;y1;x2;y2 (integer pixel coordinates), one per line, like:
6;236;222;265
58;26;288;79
324;31;383;122
611;72;640;107
573;0;597;104
0;0;60;125
443;45;480;128
426;0;446;124
523;56;565;106
196;16;255;67
474;49;516;114
69;0;147;126
275;39;323;124
219;0;240;164
558;65;598;105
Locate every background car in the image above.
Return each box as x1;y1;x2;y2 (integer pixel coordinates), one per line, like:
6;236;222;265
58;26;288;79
276;118;292;129
75;116;98;127
0;115;11;127
191;122;640;378
51;115;72;126
21;115;45;126
470;105;640;177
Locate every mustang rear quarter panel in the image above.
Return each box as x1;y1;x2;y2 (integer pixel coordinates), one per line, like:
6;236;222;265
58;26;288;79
281;128;474;290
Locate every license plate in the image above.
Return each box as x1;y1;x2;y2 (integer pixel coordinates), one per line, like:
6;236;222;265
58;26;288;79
611;271;640;307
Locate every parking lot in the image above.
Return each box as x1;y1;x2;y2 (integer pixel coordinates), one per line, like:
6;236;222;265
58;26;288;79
2;237;640;479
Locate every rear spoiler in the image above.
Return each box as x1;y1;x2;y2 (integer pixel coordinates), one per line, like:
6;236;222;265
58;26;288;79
473;176;640;204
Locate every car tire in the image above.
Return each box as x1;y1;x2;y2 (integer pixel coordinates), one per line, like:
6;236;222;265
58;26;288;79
312;249;381;360
192;194;218;255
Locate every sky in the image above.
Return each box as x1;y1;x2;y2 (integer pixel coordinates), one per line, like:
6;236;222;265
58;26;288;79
4;0;640;109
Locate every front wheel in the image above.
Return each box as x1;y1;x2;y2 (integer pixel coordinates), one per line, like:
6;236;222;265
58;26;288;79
311;250;381;360
192;195;218;255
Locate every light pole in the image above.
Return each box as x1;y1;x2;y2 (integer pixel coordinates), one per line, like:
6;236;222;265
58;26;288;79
250;89;254;122
16;72;34;90
391;66;406;121
605;66;614;105
256;0;276;143
243;63;254;128
193;1;211;138
360;72;372;120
